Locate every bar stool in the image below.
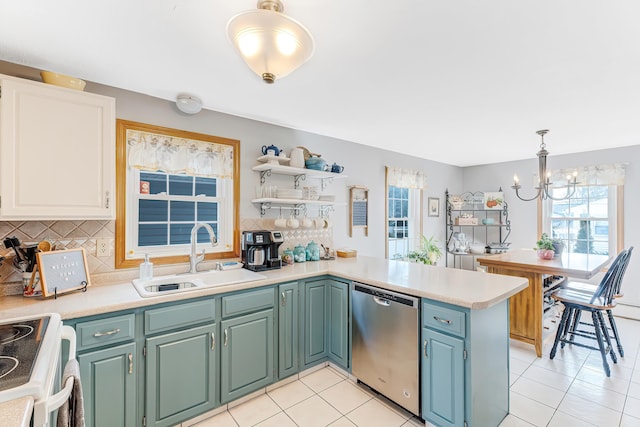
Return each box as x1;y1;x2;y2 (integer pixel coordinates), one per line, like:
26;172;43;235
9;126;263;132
549;249;629;377
563;247;633;356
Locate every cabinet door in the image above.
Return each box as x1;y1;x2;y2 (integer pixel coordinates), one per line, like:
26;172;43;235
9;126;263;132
145;323;217;427
221;309;274;403
78;342;137;427
303;279;329;366
278;282;299;378
422;327;465;427
0;76;115;219
328;279;349;369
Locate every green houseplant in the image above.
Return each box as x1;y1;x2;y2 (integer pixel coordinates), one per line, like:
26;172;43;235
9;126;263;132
535;233;555;260
407;235;443;265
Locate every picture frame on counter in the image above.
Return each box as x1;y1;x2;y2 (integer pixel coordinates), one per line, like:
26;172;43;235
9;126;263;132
428;197;440;217
36;248;90;298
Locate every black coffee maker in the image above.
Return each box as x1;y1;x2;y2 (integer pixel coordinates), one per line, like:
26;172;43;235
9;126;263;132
241;230;284;271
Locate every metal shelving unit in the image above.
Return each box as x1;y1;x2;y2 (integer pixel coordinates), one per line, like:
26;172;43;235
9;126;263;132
445;189;511;270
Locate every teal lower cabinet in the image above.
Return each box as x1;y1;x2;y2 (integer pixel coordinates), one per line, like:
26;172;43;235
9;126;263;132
145;323;217;427
328;279;350;370
278;282;299;378
78;342;137;427
302;278;329;367
421;328;464;427
421;299;509;427
220;309;275;402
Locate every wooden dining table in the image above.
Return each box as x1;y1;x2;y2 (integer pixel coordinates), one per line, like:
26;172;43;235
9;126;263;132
477;249;611;356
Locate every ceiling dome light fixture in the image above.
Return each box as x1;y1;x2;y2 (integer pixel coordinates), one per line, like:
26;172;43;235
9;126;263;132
227;0;315;84
176;94;202;114
511;130;580;201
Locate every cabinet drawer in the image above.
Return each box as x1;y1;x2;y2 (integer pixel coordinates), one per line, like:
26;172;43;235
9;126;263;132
76;313;135;351
222;287;275;318
423;302;466;338
145;299;216;335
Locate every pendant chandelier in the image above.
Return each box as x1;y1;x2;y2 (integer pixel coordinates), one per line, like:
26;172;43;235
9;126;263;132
511;130;579;201
227;0;314;84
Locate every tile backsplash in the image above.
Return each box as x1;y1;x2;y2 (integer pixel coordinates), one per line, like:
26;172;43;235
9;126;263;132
0;220;115;296
1;219;333;296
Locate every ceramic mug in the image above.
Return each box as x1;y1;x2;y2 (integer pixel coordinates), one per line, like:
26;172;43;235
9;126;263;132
323;218;333;228
302;217;314;228
313;218;324;229
287;217;299;228
274;216;287;228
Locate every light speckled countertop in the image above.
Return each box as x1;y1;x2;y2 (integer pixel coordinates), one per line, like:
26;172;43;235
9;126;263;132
0;256;528;321
0;396;33;427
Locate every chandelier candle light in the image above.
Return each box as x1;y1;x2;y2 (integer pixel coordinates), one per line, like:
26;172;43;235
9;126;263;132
227;0;314;84
512;130;579;202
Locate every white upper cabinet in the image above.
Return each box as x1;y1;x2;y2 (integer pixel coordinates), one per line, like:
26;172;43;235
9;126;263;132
0;74;115;219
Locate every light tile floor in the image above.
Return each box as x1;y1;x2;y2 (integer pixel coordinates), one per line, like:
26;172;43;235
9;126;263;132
183;315;640;427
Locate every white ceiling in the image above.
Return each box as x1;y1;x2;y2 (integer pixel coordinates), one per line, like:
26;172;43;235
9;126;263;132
2;0;640;166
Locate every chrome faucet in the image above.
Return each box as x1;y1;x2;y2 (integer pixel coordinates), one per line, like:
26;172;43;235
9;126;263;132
189;222;218;273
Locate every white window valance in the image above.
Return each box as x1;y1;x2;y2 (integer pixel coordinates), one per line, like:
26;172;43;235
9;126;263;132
548;163;627;187
127;129;234;178
386;166;427;189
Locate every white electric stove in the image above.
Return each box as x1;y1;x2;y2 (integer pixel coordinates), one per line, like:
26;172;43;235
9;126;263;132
0;313;77;426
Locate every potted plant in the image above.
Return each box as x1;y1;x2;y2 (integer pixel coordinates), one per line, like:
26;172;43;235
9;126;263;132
407;235;443;265
535;233;555;260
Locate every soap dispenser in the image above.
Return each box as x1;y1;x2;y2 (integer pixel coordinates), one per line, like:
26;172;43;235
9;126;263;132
140;253;153;280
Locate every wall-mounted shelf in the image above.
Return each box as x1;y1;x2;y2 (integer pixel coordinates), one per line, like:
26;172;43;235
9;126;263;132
252;163;348;189
251;198;345;216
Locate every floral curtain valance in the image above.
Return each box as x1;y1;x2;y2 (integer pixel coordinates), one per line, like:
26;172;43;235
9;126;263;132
547;163;627;187
386;166;427;189
127;129;234;179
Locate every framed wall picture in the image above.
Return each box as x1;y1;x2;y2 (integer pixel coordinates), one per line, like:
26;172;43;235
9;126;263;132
350;186;369;236
428;197;440;217
483;191;504;210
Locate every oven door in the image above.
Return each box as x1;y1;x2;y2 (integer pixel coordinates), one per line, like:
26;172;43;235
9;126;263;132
32;325;78;427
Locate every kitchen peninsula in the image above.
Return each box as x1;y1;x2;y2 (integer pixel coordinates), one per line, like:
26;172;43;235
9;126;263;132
0;257;527;427
478;249;610;357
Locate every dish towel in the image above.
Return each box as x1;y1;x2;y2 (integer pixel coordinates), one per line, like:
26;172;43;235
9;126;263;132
56;358;85;427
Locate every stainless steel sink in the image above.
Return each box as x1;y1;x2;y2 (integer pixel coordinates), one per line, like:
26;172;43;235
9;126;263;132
132;268;267;298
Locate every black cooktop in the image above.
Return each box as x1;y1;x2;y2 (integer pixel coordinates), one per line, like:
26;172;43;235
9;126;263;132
0;316;50;391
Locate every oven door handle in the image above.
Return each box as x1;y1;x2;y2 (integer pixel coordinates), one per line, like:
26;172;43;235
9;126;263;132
62;325;77;359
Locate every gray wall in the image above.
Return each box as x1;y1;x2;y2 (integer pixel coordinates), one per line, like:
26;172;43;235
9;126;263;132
0;61;460;263
463;145;640;306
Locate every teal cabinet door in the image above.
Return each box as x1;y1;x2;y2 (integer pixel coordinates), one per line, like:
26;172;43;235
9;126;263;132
422;327;464;427
220;309;274;403
78;342;137;427
278;282;299;378
303;279;329;366
145;323;217;427
328;279;349;369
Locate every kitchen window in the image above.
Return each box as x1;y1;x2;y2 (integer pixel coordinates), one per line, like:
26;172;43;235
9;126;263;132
115;120;240;269
541;163;626;257
385;167;426;260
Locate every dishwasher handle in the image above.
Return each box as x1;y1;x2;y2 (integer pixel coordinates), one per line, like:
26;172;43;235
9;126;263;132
373;296;391;306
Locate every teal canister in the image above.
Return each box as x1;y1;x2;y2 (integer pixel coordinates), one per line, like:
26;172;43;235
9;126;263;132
305;241;320;261
282;248;294;264
293;244;306;262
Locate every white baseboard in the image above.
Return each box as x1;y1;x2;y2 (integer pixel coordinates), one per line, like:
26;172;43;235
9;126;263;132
615;303;640;320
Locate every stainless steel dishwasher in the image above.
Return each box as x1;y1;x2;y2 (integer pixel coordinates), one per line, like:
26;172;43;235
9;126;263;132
351;282;419;415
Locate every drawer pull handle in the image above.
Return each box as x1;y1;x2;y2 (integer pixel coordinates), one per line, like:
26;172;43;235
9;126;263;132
423;340;428;358
433;316;452;325
281;291;286;306
211;332;215;350
224;329;228;347
128;353;133;374
94;328;121;337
